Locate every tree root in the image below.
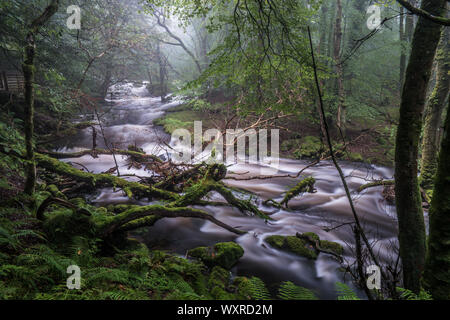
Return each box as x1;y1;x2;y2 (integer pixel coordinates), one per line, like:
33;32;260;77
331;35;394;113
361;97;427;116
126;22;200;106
36;196;91;221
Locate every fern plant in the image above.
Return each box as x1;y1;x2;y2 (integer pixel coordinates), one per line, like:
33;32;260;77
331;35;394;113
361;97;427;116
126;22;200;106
278;281;318;300
335;282;360;300
397;287;433;300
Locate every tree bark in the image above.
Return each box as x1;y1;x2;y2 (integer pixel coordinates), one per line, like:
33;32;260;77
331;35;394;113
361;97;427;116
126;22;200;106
23;0;59;195
424;99;450;299
333;0;345;131
394;0;445;294
400;6;407;89
157;42;167;102
420;26;450;190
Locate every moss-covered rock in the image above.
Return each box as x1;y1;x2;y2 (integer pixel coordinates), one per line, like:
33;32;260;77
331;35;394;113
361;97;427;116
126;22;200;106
187;242;244;269
266;235;317;260
265;233;344;260
319;240;344;256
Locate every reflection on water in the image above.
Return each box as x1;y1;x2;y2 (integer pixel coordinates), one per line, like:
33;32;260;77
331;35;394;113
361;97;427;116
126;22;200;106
56;83;401;299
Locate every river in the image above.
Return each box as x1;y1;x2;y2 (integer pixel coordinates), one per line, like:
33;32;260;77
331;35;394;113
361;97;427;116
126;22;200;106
54;83;401;299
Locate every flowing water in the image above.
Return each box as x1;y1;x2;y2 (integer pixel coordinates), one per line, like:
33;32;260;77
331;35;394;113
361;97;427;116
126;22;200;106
55;83;402;299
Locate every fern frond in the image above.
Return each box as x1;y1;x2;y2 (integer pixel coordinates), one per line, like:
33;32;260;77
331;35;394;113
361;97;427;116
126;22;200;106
335;282;360;300
278;281;318;300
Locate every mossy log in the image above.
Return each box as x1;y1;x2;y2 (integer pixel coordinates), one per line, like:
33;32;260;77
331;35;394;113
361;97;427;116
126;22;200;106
99;205;245;236
35;153;178;201
211;182;270;220
280;177;316;208
357;180;394;193
36;154;264;236
39;148;162;163
357;180;431;205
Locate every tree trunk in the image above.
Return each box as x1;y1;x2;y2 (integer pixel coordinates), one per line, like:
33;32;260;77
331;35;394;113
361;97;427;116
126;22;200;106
157;42;167;102
333;0;345;131
23;0;60;195
99;66;112;100
424;99;450;299
400;6;407;90
420;26;450;190
394;0;445;294
23;33;37;195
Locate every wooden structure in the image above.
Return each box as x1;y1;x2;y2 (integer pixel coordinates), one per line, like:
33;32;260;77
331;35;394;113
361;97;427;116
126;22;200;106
0;70;24;94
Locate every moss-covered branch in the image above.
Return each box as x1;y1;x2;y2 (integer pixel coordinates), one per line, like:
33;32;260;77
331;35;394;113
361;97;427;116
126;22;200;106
39;148;162;163
357;180;395;193
211;182;270;220
280;177;316;208
36;196;91;221
35;153;178;201
99;205;246;236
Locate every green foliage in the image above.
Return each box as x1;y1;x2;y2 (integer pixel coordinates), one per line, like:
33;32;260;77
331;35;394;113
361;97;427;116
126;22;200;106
397;287;433;300
234;276;271;300
335;282;360;300
187;242;244;269
265;235;318;260
278;281;318;300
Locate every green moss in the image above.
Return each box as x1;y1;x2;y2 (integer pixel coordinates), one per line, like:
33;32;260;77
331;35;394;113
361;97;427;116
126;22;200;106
285;236;318;260
320;240;344;256
293;136;323;159
280;177;316;207
187;242;244;269
43;209;96;246
265;235;317;260
303;232;320;242
347;152;363;162
47;184;67;199
265;235;285;249
36;153;178;201
265;233;343;260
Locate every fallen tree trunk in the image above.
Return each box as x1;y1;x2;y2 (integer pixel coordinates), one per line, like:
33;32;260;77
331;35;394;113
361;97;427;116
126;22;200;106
38;148;162;163
35;153;178;201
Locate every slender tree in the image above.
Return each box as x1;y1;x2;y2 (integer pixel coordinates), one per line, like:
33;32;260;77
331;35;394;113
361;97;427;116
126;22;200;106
400;6;406;89
394;0;445;293
333;0;345;131
420;26;450;190
424;99;450;299
23;0;59;195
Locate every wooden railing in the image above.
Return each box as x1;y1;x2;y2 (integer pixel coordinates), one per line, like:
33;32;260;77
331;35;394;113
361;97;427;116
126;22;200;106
0;71;24;94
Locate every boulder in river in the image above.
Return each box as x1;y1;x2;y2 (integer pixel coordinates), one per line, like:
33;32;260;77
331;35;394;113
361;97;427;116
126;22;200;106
265;233;343;260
